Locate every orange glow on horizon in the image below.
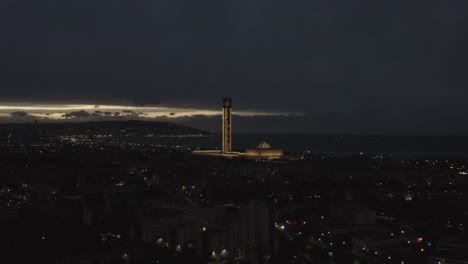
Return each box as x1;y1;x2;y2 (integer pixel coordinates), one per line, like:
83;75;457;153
0;103;295;121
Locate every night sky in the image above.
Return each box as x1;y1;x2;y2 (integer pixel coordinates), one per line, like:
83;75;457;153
0;0;467;134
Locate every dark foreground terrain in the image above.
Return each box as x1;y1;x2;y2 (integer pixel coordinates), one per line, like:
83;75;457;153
0;123;467;263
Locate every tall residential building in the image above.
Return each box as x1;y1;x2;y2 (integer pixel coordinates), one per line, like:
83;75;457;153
239;200;274;264
330;202;376;225
222;98;232;153
429;237;468;264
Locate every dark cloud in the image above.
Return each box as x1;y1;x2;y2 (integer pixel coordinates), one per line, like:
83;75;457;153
121;110;143;119
7;111;36;123
63;110;91;118
0;0;467;133
131;97;164;107
10;111;29;117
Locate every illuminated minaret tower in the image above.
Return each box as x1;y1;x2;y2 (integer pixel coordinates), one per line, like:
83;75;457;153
222;98;232;153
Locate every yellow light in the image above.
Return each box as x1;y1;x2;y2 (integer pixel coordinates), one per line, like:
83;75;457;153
0;103;292;119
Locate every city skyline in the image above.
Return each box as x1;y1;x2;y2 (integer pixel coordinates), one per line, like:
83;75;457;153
1;1;467;264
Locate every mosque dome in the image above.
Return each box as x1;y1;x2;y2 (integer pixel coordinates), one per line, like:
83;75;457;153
257;142;271;149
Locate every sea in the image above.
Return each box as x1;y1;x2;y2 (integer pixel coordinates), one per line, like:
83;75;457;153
128;134;468;159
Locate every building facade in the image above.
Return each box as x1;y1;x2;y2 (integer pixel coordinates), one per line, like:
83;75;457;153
239;200;275;264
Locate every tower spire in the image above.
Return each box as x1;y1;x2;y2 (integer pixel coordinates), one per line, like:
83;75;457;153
222;98;232;153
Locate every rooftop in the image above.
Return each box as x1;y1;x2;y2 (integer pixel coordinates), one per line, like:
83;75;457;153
258;142;271;149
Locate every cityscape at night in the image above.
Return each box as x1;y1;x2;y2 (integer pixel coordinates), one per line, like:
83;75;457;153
1;0;468;264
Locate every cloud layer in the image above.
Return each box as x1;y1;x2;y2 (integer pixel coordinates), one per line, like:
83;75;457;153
0;0;467;133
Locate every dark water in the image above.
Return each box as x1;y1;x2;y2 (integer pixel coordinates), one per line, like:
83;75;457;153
128;134;468;159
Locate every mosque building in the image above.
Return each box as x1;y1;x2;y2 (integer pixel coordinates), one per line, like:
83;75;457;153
193;98;283;160
244;141;283;160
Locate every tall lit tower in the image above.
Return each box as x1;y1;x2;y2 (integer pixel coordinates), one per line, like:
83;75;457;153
222;98;232;153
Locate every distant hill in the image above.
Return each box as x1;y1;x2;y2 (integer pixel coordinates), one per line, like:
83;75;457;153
0;120;211;143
